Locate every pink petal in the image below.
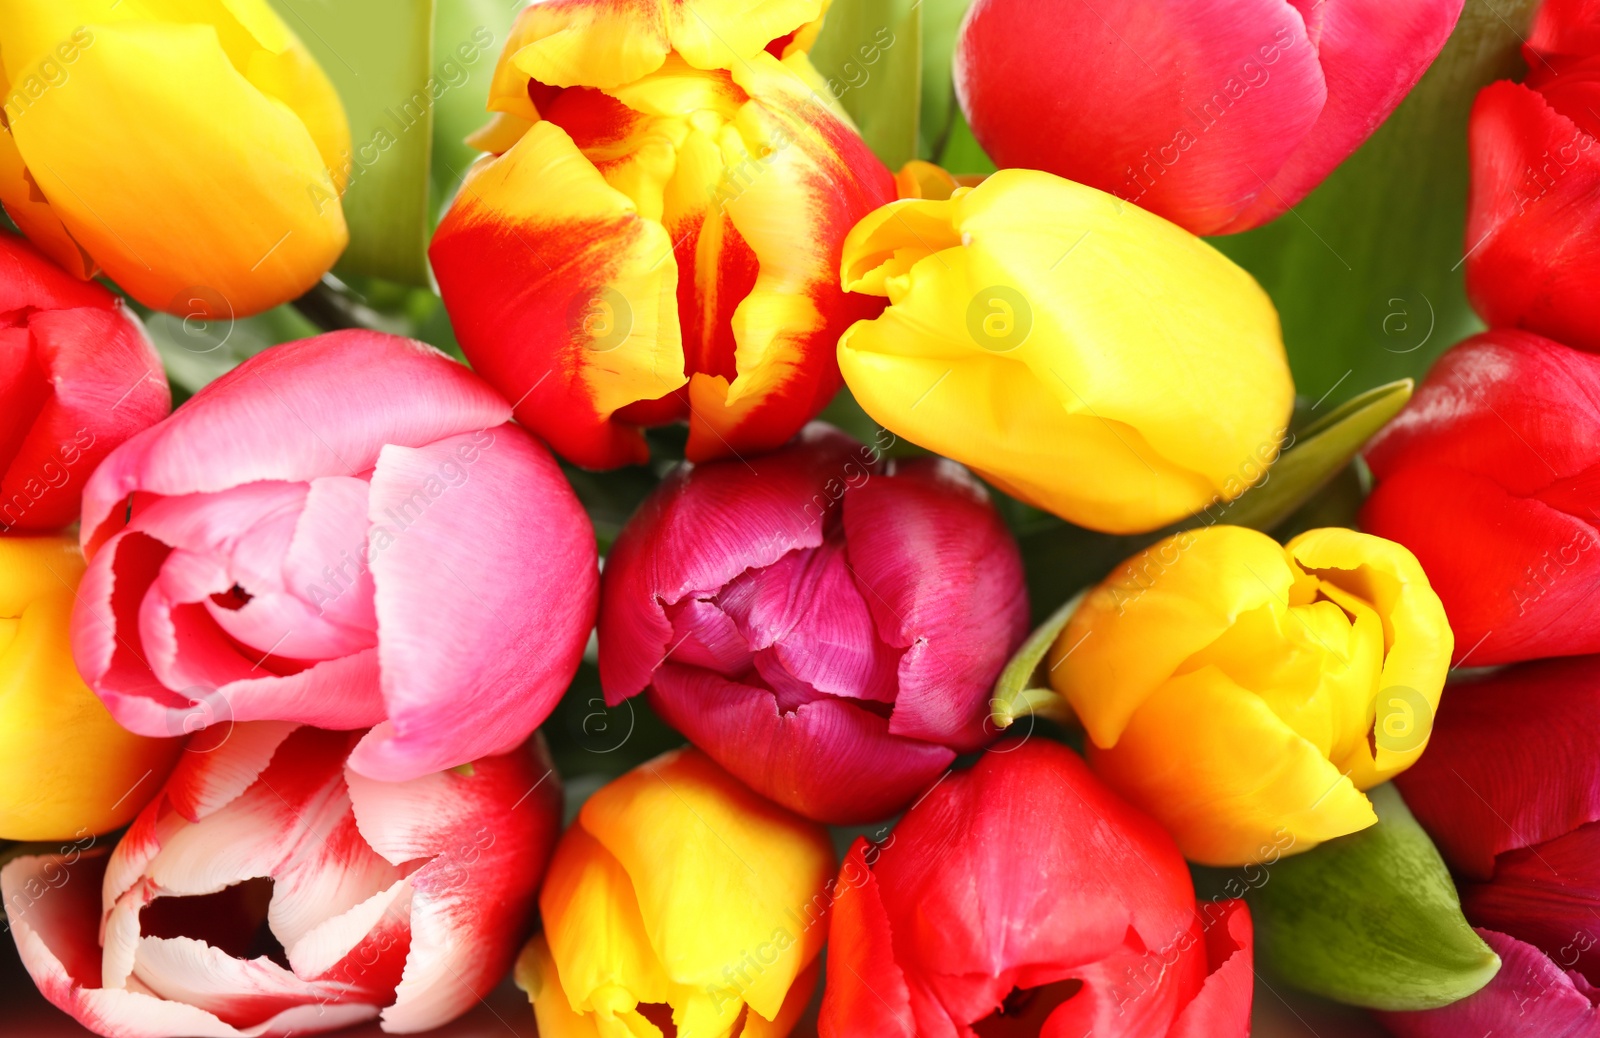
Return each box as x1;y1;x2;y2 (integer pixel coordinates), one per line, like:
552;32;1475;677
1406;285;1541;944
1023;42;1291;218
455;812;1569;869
842;458;1028;750
79;332;510;555
646;663;954;824
1220;0;1464;231
349;427;596;781
1462;821;1600;986
1394;654;1600;878
346;737;562;1032
598;425;862;702
1376;929;1600;1037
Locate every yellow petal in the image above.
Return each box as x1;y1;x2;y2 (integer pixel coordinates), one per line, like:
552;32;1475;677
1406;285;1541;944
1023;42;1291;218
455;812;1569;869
578;749;833;1023
838;168;1294;534
1286;528;1454;784
519;936;605;1038
7;20;346;316
0;536;181;841
1051;525;1294;749
1091;666;1378;866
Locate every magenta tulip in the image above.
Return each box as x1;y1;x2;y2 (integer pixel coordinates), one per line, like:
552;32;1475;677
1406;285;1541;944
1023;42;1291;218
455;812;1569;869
1383;656;1600;1035
598;425;1029;824
2;230;169;532
69;331;598;782
954;0;1463;235
1;723;562;1037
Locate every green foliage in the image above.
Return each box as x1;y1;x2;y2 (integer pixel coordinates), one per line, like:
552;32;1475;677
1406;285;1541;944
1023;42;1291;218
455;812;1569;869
810;0;924;169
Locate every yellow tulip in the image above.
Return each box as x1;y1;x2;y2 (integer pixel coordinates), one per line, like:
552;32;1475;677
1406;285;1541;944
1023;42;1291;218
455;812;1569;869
837;168;1295;535
0;0;349;318
0;535;180;841
1048;525;1453;866
517;748;834;1038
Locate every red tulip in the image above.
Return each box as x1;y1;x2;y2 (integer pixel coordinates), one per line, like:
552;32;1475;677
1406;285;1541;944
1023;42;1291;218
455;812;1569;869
1;230;169;532
1382;656;1600;1035
818;740;1254;1038
0;723;563;1037
1465;0;1600;349
70;331;598;782
597;424;1029;824
1362;330;1600;666
953;0;1463;235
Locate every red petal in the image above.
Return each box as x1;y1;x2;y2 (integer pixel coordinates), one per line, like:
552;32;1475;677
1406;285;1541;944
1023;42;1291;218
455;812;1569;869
1395;654;1600;878
1167;899;1254;1038
1463;821;1600;986
817;839;917;1038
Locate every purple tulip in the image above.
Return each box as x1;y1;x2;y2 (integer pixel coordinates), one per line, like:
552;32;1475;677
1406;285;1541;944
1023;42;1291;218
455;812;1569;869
598;425;1029;824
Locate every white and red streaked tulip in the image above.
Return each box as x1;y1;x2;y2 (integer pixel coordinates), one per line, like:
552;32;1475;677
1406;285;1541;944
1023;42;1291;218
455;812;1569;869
598;425;1030;824
0;723;563;1037
1;230;169;533
429;7;895;470
953;0;1464;235
69;331;598;783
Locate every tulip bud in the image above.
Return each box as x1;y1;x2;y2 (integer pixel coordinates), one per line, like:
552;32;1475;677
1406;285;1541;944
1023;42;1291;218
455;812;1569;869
1049;525;1453;866
598;425;1029;824
430;9;896;469
1;724;563;1036
837;169;1294;535
1465;0;1600;349
820;740;1254;1038
519;748;832;1038
1382;656;1600;1035
953;0;1464;235
1;534;180;841
1;232;170;532
1362;330;1600;666
0;1;350;317
70;331;599;783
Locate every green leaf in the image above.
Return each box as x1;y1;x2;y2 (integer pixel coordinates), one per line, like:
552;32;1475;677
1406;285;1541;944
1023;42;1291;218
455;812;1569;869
1191;379;1412;534
1247;783;1500;1010
1209;0;1541;410
935;106;997;176
990;592;1084;731
917;0;975;160
268;0;438;286
810;0;923;169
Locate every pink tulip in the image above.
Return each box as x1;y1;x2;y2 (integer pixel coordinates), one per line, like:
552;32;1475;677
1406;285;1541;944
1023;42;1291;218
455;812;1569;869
598;425;1030;824
2;230;169;532
954;0;1464;234
0;723;562;1037
69;331;598;782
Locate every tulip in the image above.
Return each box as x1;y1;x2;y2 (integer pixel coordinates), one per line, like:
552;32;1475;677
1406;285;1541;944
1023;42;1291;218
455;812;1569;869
953;0;1463;235
1464;0;1600;350
1;534;180;841
819;740;1254;1038
1381;655;1600;1035
430;9;896;469
1;231;170;532
1;722;562;1036
517;747;833;1038
1048;524;1453;866
837;168;1294;535
69;330;599;782
1362;330;1600;666
0;1;349;318
598;425;1029;824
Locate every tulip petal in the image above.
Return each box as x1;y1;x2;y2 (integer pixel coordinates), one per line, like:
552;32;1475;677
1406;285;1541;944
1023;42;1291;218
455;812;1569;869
1168;899;1254;1038
1376;929;1600;1038
349;428;596;782
598;426;858;701
429;122;684;470
79;332;511;553
1089;666;1378;865
7;21;346;317
577;748;835;1021
817;840;917;1038
1463;822;1600;987
1221;0;1464;231
1395;655;1600;879
647;663;955;825
841;456;1028;749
